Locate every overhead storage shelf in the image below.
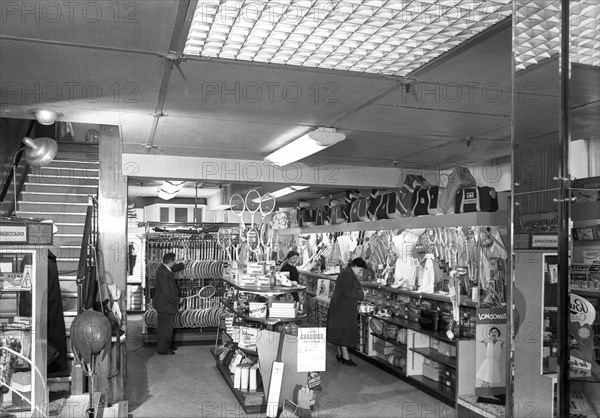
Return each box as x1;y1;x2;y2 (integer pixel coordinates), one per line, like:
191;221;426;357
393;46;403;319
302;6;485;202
277;211;508;234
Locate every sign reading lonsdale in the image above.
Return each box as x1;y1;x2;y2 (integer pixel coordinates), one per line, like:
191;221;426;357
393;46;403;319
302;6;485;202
0;222;53;245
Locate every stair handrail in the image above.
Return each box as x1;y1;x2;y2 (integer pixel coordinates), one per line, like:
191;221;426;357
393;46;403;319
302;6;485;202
0;120;36;215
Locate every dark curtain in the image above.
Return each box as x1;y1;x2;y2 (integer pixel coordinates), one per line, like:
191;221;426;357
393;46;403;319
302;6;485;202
47;250;68;373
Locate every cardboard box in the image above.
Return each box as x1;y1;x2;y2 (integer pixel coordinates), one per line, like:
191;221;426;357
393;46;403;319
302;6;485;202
373;336;394;347
423;362;441;382
373;342;395;355
10;372;31;392
437;341;453;357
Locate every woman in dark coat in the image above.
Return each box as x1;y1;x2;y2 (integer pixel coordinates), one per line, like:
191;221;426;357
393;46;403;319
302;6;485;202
326;257;367;366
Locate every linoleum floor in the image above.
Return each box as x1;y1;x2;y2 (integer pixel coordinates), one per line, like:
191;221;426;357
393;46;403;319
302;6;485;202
125;315;456;418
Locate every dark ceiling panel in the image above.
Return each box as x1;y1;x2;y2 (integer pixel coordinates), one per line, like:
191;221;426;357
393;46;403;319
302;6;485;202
0;42;164;113
0;0;178;52
339;102;510;139
162;58;399;125
414;24;512;87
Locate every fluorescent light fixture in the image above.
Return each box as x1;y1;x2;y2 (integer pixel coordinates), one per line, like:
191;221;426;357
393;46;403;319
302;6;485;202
253;186;310;202
264;128;345;167
184;0;512;77
158;180;186;200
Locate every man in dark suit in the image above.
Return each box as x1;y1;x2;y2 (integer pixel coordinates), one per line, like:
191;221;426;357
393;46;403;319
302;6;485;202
154;252;181;355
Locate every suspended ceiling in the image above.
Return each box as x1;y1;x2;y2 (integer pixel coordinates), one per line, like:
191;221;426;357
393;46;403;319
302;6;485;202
0;1;598;204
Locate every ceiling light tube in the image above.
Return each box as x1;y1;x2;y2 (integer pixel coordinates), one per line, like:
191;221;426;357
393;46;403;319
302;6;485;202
264;127;346;167
253;186;310;202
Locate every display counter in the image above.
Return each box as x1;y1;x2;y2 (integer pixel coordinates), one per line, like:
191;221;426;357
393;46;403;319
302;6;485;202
298;270;477;407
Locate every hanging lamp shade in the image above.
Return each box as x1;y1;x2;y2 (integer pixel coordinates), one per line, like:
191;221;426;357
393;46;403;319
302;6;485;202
22;136;58;167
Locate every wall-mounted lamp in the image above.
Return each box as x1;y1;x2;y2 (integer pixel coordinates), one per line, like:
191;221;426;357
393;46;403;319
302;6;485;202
22;137;58;167
264;127;346;167
31;109;62;125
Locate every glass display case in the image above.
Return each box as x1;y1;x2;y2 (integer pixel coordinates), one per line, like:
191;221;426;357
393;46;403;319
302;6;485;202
0;247;48;416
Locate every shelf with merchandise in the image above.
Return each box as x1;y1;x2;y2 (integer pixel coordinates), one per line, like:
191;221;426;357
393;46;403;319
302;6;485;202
277;211;507;234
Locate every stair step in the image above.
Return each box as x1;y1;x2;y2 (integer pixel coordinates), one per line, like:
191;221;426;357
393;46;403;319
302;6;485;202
60;276;78;293
62;291;78;298
24;183;97;194
21;192;91;203
57;259;81;274
54;247;82;259
17;211;86;224
29;165;99;178
54;223;86;235
62;297;78;312
48;159;99;169
54;237;83;247
55;141;99;153
18;201;89;213
56;257;79;276
27;173;98;186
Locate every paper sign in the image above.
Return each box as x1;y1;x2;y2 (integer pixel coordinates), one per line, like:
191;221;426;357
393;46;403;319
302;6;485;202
297;327;326;372
238;326;259;350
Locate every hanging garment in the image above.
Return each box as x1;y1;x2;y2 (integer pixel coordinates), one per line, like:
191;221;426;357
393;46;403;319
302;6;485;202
392;229;424;288
419;253;436;294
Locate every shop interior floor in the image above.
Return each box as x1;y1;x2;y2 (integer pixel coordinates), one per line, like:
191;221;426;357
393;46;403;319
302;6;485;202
126;314;456;417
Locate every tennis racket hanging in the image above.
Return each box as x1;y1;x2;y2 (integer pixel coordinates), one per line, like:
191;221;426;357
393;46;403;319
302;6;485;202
229;190;277;264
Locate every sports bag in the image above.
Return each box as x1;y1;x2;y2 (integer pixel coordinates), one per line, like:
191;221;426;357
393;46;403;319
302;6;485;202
399;175;431;217
386;191;403;219
412;186;439;216
437;167;476;215
350;197;369;222
375;192;390;220
315;205;331;226
455;186;498;213
344;189;361;221
331;204;347;224
368;189;383;220
298;208;316;227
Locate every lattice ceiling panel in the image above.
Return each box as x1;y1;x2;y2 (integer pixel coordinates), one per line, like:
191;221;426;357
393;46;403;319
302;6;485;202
184;0;512;77
515;0;599;71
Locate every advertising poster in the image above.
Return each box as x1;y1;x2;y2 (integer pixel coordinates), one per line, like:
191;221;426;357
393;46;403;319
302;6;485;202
475;307;507;398
297;327;326;372
569;293;599;378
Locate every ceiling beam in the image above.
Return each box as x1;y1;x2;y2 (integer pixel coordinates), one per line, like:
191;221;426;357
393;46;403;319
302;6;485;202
122;153;402;188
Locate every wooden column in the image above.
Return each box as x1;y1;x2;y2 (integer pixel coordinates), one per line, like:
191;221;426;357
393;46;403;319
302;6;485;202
97;124;127;403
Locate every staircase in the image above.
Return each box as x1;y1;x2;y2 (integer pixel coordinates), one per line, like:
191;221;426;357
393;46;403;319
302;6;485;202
15;141;99;392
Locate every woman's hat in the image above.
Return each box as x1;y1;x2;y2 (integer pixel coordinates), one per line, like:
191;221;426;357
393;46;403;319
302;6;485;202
350;257;367;268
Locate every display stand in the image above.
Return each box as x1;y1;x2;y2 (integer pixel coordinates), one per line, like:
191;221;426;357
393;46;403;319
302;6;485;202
142;227;227;345
212;276;308;413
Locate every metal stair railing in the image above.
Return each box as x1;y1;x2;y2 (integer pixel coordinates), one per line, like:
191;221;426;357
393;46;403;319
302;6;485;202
0;120;36;216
